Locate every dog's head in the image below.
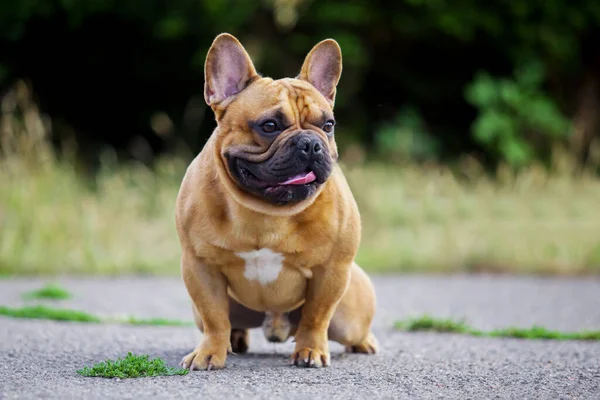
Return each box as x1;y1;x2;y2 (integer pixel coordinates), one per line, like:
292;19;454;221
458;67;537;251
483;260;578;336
204;33;342;215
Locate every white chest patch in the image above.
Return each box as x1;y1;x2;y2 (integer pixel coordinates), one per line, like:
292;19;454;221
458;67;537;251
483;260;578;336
236;248;285;286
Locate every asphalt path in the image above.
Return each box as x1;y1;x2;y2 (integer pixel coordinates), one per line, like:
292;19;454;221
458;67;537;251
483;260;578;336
1;275;600;399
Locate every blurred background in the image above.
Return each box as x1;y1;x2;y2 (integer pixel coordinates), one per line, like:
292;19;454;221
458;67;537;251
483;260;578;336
1;0;599;277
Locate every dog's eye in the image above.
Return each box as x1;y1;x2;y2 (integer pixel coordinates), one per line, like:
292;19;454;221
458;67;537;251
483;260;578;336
260;120;278;134
323;120;335;134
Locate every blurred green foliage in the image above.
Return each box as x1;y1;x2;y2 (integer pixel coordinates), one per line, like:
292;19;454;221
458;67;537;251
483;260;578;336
465;61;571;168
374;106;440;162
0;0;599;168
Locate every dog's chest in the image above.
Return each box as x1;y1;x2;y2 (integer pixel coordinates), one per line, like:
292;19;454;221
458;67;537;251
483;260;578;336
226;247;310;311
235;248;285;285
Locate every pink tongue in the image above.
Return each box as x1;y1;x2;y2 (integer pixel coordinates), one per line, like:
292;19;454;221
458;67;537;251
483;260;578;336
279;171;316;185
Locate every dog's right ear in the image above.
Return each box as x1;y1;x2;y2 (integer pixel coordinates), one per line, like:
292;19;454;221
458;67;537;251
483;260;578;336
204;33;258;107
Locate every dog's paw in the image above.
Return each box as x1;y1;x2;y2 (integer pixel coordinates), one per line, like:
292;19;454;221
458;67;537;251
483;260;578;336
180;340;230;371
291;347;330;368
230;329;249;354
345;332;378;354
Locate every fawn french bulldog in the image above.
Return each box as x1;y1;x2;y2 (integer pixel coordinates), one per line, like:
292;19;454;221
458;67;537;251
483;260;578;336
176;33;378;370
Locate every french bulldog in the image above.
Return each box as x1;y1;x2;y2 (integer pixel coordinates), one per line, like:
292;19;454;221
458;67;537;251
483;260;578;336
176;33;378;370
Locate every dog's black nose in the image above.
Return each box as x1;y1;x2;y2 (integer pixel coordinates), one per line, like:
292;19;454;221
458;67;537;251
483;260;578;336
296;135;323;157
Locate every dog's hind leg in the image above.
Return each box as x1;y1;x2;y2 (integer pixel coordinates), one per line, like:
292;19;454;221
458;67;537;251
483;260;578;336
192;296;265;354
327;262;378;354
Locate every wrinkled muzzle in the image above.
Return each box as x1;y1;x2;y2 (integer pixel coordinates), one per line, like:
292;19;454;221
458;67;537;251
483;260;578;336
227;131;333;205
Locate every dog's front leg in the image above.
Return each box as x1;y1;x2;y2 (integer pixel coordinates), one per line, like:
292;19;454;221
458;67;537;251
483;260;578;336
180;251;231;371
291;262;351;368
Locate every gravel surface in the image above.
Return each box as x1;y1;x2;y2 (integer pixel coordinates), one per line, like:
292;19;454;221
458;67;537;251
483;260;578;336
1;275;600;399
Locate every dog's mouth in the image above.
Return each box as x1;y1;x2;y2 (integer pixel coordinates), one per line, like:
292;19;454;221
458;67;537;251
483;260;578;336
227;132;333;205
238;166;317;188
230;156;329;205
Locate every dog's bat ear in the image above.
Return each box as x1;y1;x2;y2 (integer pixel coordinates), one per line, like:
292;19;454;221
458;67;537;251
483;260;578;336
204;33;258;106
298;39;343;106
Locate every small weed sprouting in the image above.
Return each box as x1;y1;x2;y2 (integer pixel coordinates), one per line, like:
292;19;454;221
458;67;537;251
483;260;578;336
487;326;600;341
0;305;101;323
0;304;194;327
119;317;194;327
395;314;468;333
22;284;72;300
395;315;600;341
77;352;188;378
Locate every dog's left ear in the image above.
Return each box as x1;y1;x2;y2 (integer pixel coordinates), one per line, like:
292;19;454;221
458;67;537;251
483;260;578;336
204;33;258;106
298;39;343;106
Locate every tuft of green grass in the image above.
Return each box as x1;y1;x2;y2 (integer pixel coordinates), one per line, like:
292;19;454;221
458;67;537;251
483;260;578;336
0;304;194;326
77;352;188;378
487;326;600;341
0;305;101;323
22;283;72;300
395;314;469;333
117;316;194;327
395;315;600;341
